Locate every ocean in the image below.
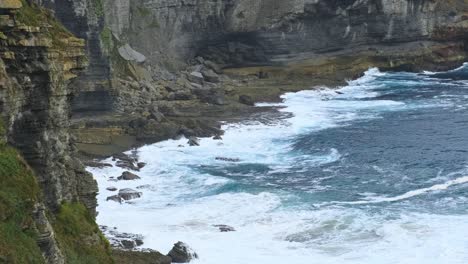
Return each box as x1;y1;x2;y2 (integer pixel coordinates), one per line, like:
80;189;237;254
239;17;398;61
89;65;468;264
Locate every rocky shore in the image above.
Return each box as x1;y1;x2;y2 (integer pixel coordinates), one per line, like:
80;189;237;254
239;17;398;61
1;0;468;263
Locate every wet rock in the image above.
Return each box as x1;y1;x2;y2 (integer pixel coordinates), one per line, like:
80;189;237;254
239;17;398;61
118;188;142;200
106;195;123;203
167;241;198;263
118;171;141;181
84;160;113;169
136;184;152;190
187;71;204;84
116;160;140;171
201;69;220;83
213;134;222;140
106;186;118;191
187;137;200;146
239;95;254;106
213;224;236;232
215;157;241;162
336;91;344;95
121;240;136;249
137;162;147;169
135;239;144;246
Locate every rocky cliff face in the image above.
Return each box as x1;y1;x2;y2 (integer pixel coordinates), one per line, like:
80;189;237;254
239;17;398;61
0;1;111;263
60;0;468;157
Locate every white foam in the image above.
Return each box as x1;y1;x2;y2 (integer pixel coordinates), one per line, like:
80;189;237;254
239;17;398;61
90;67;468;264
336;176;468;205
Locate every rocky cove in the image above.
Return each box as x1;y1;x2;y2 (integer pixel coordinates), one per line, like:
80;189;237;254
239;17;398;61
1;0;468;263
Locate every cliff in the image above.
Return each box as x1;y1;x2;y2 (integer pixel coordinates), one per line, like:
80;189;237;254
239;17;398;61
1;0;468;263
47;0;468;156
0;1;111;263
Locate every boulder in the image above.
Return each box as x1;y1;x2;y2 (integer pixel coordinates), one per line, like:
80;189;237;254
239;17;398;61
187;71;204;84
213;224;236;232
187;137;200;146
137;162;147;169
118;44;146;63
106;186;118;192
239;95;254;106
204;60;222;74
106;195;123;203
118;189;142;200
117;171;141;180
167;242;198;263
201;69;220;83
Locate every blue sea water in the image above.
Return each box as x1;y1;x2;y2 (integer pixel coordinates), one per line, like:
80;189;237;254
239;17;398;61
91;65;468;264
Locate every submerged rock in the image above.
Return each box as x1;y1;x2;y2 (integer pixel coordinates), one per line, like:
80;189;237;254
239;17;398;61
106;186;118;191
118;189;142;200
213;134;222;140
118;171;141;180
137;162;147;169
215;157;241;162
213;224;236;232
167;241;198;263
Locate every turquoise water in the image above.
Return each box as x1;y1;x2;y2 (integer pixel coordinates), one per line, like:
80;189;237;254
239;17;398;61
93;65;468;264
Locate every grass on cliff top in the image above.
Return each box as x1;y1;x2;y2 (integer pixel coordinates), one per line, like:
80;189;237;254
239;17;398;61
0;121;44;263
15;0;76;49
53;202;114;264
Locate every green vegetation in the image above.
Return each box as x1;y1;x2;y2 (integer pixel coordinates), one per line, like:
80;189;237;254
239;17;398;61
100;27;113;52
0;120;44;264
53;202;113;264
91;0;104;18
15;0;75;49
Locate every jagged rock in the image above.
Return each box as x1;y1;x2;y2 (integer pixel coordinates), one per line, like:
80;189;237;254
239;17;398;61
116;160;140;171
118;171;141;180
167;242;198;263
187;71;204;84
187;137;200;146
107;195;123;203
213;225;236;232
137;162;147;169
118;44;146;63
118;189;142;200
201;69;220;83
239;95;255;106
84;161;113;169
215;157;241;162
106;186;118;192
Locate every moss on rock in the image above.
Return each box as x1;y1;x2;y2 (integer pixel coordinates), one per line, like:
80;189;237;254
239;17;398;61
0;120;44;264
53;202;113;264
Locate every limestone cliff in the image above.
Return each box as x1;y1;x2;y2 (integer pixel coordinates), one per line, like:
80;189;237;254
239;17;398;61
0;1;111;263
40;0;468;156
